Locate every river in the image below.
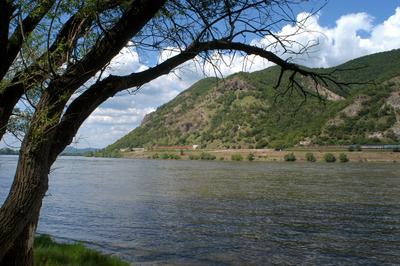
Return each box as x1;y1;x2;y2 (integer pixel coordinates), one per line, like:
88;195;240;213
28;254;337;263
1;155;399;265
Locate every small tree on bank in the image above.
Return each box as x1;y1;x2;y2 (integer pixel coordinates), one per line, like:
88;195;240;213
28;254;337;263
0;1;347;263
247;153;255;161
339;153;349;162
305;152;316;162
324;153;336;163
284;153;296;162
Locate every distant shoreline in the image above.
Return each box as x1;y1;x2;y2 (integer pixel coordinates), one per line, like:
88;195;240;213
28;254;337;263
122;148;400;163
3;149;398;163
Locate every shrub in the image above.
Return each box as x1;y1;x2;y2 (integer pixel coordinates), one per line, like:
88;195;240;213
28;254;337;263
169;154;181;160
247;153;255;161
255;139;268;149
109;150;122;158
152;153;159;159
305;152;316;162
339;153;349;162
248;144;254;149
219;157;225;160
160;153;169;160
231;154;243;161
200;152;216;160
284;153;296;162
324;153;336;163
158;153;180;160
189;154;200;160
272;141;286;151
160;153;170;159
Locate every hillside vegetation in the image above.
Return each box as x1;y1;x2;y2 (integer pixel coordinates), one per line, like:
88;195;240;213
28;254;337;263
105;49;400;153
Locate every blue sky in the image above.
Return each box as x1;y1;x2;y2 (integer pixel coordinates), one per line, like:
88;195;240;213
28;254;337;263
318;0;400;26
2;1;400;149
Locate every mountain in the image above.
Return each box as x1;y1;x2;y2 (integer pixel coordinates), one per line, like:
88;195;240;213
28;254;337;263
105;49;400;152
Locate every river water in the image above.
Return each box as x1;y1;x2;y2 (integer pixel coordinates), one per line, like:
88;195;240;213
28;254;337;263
1;155;399;265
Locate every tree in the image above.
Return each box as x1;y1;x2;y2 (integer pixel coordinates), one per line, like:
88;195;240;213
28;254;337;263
0;0;343;264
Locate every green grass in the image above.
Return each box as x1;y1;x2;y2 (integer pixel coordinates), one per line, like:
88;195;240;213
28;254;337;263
34;235;129;266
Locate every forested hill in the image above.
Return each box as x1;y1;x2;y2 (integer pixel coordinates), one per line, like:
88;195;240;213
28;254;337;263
106;49;400;152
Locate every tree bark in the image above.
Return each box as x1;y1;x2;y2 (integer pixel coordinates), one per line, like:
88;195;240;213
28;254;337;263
0;137;50;263
1;213;40;266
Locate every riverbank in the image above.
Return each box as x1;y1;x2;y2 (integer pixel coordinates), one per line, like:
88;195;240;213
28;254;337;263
34;235;128;266
123;148;400;163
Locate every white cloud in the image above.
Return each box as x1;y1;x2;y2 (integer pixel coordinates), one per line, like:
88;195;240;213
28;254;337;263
73;106;155;148
252;8;400;67
106;45;146;75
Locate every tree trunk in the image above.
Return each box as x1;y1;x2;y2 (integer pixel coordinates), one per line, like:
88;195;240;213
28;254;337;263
1;214;40;266
0;149;49;264
0;87;66;263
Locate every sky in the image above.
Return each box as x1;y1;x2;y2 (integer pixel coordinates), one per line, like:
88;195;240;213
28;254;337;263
2;0;400;149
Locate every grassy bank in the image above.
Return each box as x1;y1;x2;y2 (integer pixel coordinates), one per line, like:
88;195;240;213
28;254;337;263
123;148;400;163
34;235;129;266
